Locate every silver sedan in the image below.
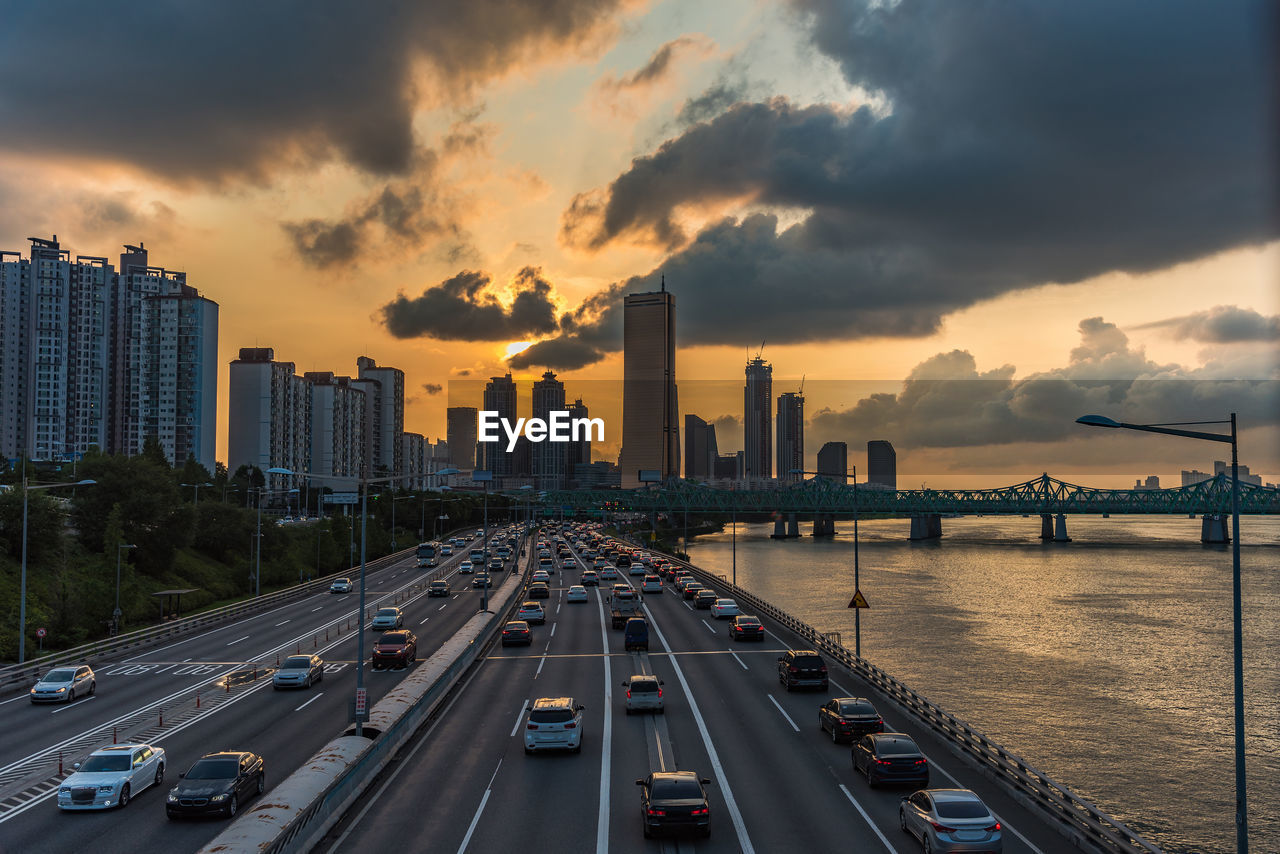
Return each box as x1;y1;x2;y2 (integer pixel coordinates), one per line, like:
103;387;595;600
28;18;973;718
272;654;324;689
899;788;1003;853
57;743;166;810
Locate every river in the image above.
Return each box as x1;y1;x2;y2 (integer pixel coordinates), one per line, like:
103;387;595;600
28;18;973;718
684;514;1279;854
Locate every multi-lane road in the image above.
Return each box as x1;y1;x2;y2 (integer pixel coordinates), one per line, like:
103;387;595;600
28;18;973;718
0;529;510;854
318;534;1072;854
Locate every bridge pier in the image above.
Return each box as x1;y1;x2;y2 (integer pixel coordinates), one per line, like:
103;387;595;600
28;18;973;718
771;513;800;539
1054;513;1071;542
1200;514;1232;544
811;514;835;536
1040;513;1053;540
909;514;942;540
788;513;799;538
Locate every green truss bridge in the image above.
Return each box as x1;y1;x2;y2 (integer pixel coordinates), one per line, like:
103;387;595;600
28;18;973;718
533;473;1280;541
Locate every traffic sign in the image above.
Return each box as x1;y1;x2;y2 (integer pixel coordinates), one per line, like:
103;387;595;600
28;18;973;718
848;590;869;609
354;688;368;717
35;628;47;638
325;492;359;505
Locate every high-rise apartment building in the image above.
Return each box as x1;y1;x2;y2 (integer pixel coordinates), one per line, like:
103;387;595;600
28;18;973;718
566;397;591;485
228;348;311;490
816;441;847;483
621;287;678;487
0;237;218;472
867;440;897;490
400;432;425;489
446;406;478;470
684;414;719;479
532;370;567;491
481;373;517;479
776;391;804;483
357;355;405;478
743;355;772;482
305;371;366;491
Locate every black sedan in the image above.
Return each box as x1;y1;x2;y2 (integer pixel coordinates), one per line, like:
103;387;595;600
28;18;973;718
819;697;885;743
853;732;930;788
427;580;450;597
501;621;533;646
166;751;264;819
637;771;712;838
729;615;765;641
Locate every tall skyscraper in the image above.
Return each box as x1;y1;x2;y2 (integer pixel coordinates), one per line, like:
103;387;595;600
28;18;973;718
816;441;848;483
620;286;678;487
565;397;591;485
684;414;719;479
446;406;478;470
1;237;218;472
743;355;772;482
776;391;804;483
228;348;311;490
357;355;405;477
867;440;897;489
306;371;366;491
532;370;567;491
481;373;517;479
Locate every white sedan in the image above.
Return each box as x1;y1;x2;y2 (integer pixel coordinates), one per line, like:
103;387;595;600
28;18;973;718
58;744;166;810
710;598;740;619
566;585;589;603
640;575;663;594
329;578;352;594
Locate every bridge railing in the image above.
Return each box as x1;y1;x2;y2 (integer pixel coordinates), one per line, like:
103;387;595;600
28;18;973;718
664;551;1163;854
0;548;413;695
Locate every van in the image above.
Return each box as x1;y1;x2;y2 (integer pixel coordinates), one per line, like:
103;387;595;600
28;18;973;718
624;617;649;651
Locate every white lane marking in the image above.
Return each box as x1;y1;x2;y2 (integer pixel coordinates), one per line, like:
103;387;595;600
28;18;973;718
294;692;324;711
683;600;693;610
556;603;562;615
182;658;191;662
50;696;96;714
154;663;177;674
839;784;898;852
644;604;755;854
550;623;557;637
452;594;460;599
595;588;613;854
419;617;430;625
274;620;290;627
700;619;716;634
0;695;31;706
226;635;250;646
311;606;323;612
535;655;546;678
510;700;529;738
827;676;1045;854
455;760;502;854
729;651;749;670
767;694;800;732
438;603;448;611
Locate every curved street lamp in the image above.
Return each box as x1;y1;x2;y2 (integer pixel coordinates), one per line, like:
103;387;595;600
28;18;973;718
1077;413;1247;852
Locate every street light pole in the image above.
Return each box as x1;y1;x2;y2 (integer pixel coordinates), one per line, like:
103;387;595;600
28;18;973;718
792;465;862;658
19;477;96;663
114;544;137;633
1077;413;1247;853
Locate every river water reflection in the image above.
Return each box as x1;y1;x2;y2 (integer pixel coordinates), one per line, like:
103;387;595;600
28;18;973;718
685;515;1279;854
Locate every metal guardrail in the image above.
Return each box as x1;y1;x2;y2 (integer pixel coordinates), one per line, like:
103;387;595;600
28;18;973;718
197;534;534;854
0;541;437;693
662;550;1163;854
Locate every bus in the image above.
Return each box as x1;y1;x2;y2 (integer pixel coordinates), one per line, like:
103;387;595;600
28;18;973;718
416;542;440;568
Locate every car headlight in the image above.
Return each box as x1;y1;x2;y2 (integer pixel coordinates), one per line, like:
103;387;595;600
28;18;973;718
60;787;71;795
54;686;67;693
168;790;179;801
211;793;228;802
98;784;114;792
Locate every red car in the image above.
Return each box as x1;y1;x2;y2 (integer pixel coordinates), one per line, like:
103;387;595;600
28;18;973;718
372;630;417;669
730;615;765;642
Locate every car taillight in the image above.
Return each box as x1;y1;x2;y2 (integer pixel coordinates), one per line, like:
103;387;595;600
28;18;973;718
914;758;928;765
789;666;799;673
626;690;631;698
985;822;1002;832
929;821;957;833
527;723;538;730
875;757;892;765
564;722;576;728
647;809;665;816
820;665;828;673
690;808;709;816
657;688;662;698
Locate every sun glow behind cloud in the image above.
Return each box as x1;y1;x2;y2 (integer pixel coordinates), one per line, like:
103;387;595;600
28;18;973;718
505;341;533;359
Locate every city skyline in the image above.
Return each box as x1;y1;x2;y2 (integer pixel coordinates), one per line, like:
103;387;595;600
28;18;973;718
0;2;1274;487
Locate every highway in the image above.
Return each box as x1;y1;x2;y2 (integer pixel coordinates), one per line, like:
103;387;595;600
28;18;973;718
0;528;513;854
318;534;1072;854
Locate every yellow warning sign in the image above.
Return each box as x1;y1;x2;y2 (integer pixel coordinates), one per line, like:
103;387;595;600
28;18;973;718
848;590;869;609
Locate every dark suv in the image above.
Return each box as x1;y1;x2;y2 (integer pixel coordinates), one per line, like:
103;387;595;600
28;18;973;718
777;650;828;691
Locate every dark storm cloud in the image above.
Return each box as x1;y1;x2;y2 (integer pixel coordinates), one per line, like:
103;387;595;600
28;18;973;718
380;267;559;341
674;75;751;127
559;0;1275;348
0;1;625;182
500;281;624;370
507;337;605;370
1134;306;1280;343
808;318;1280;451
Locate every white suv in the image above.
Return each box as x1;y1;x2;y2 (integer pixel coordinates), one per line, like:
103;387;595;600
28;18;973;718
524;697;585;754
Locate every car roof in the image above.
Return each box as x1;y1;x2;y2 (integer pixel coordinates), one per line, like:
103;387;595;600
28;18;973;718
91;744;149;754
198;751;251;761
380;630;410;639
630;674;659;682
927;789;984;803
651;770;700;781
505;620;529;628
520;600;543;607
531;696;575;709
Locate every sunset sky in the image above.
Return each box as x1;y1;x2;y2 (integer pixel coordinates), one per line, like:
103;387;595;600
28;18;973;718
1;0;1275;487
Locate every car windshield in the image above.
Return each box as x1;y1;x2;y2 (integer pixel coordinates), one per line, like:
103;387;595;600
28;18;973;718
875;737;920;757
715;599;734;606
651;777;703;799
80;753;131;772
505;622;528;630
794;655;822;665
838;700;876;715
380;633;407;644
184;759;238;780
283;656;312;669
42;669;76;683
736;618;760;626
530;708;573;724
935;800;991;819
376;609;397;617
